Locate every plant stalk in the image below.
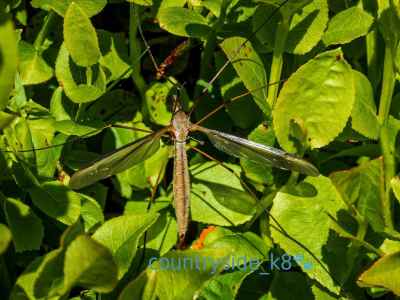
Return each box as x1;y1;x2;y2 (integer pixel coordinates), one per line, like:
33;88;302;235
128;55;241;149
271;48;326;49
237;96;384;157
129;4;147;100
267;18;289;108
34;11;56;51
378;45;396;230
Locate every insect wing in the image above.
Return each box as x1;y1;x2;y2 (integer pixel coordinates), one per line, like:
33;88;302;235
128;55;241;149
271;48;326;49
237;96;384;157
69;130;166;189
195;126;319;176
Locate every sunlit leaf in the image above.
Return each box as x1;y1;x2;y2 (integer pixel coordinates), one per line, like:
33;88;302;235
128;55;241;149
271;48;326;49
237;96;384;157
273;48;355;152
64;2;101;67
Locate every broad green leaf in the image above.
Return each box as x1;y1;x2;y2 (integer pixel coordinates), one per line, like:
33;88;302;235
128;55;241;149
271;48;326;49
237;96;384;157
3;197;44;252
54;120;104;136
198;270;254;300
158;7;210;39
240;124;274;185
0;111;16;129
198;230;269;299
145;81;174;126
357;251;400;296
49;87;73;121
127;0;153;6
330;158;385;232
191;161;243;190
351;70;379;139
121;247;233;300
31;0;106;17
92;213;159;279
80;194;104;231
256;0;313;20
191;183;256;226
28;181;81;225
391;176;400;205
143;210;177;256
9;256;44;300
220;37;269;116
63;235;118;293
270;176;350;294
273;48;355;152
254;0;328;55
263;272;314;299
18;41;53;85
64;2;101;67
28;118;60;178
33;248;64;299
0;223;11;254
98;30;130;82
0;13;17;110
55;43;106;103
323;7;374;46
215;52;262;129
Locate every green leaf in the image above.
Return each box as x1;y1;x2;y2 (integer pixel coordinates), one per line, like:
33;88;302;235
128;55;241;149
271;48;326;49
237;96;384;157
80;194;104;231
0;223;12;254
256;0;313;20
33;248;64;299
28;181;81;225
143;210;177;256
254;0;328;55
49;87;74;121
273;48;355;152
64;2;101;67
120;248;233;300
330;158;385;232
240;124;274;185
92;213;159;279
191;182;256;226
357;251;400;296
145;81;174;126
98;30;130;82
31;0;106;17
323;7;374;46
2;196;44;252
220;37;269;116
55;43;106;103
391;176;400;206
270;176;350;294
54;119;104;136
158;7;210;39
351;70;379;139
18;41;53;85
191;161;243;188
127;0;153;6
0;13;17;110
263;272;314;299
215;52;262;129
63;235;118;293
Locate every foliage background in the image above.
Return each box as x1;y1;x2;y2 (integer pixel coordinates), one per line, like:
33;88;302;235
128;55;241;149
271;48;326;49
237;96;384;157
0;0;400;299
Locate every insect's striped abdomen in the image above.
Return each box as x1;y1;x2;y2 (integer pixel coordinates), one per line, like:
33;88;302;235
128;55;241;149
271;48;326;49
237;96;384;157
173;140;190;248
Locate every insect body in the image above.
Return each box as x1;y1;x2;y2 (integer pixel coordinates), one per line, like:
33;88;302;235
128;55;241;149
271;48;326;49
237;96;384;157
69;110;319;247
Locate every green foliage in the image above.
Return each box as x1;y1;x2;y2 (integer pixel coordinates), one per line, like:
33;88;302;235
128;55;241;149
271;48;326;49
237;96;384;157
2;0;400;299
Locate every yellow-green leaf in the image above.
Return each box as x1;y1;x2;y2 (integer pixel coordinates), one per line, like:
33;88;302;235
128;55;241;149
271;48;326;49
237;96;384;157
64;2;101;67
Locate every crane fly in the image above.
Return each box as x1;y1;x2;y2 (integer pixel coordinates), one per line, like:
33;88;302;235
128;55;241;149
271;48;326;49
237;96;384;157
69;107;319;248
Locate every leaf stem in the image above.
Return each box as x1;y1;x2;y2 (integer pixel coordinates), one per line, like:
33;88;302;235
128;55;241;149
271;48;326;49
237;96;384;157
193;1;229;99
378;45;396;230
129;4;147;100
267;18;289;108
33;11;56;51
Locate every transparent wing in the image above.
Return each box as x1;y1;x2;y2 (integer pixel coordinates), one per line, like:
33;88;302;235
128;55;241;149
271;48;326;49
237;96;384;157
194;126;319;176
69;128;168;189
